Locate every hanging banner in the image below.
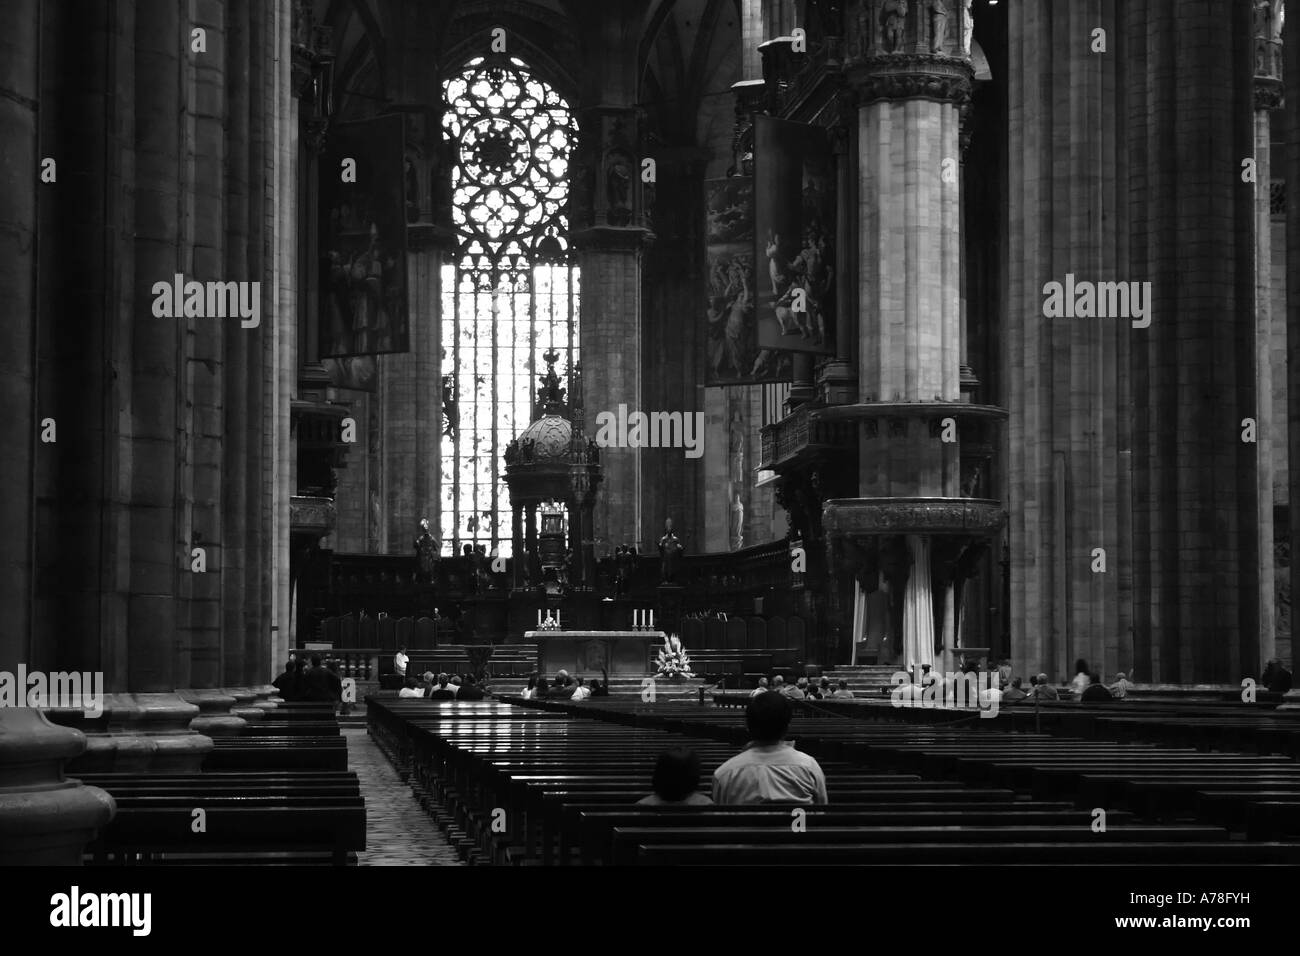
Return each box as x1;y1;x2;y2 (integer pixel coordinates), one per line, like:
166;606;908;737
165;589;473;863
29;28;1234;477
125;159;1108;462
705;176;792;386
320;114;410;358
753;115;837;356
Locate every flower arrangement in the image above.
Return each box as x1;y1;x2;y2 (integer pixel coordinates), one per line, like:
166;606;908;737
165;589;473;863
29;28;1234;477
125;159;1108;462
655;633;695;680
539;613;561;631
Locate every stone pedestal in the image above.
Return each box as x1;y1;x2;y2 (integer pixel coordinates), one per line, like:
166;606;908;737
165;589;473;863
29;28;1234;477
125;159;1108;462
61;693;215;774
178;690;248;737
0;709;117;865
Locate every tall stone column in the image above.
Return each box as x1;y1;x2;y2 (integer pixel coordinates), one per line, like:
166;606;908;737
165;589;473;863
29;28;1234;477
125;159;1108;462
1287;4;1300;673
0;0;40;670
188;1;228;689
572;104;652;553
1253;1;1284;670
1004;0;1131;682
1126;0;1259;683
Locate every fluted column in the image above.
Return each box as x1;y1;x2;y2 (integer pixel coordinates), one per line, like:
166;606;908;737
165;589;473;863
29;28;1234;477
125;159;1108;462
572;103;652;553
1254;2;1284;671
0;0;39;670
1288;4;1300;673
1004;1;1130;682
1127;0;1259;682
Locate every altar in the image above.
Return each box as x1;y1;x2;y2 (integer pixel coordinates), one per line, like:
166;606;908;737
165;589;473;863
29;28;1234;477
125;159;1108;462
526;630;662;677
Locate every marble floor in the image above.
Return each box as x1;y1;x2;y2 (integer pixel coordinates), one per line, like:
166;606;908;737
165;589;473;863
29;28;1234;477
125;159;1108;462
345;728;466;866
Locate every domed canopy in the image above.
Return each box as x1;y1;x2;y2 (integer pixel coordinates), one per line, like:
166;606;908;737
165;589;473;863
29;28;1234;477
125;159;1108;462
517;414;572;462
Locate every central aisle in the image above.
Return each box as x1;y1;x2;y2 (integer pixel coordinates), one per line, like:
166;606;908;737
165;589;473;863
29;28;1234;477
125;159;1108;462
344;727;466;866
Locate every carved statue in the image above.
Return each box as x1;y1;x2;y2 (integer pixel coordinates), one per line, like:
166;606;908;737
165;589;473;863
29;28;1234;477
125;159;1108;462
960;0;974;55
414;517;440;583
857;0;876;58
615;544;636;597
730;490;745;551
882;0;908;53
605;148;634;226
928;0;949;53
658;518;684;584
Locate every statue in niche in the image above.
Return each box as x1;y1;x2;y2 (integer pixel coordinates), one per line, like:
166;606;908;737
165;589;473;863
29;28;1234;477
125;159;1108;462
414;517;440;583
882;0;908;53
615;544;637;597
856;0;876;58
1255;0;1273;73
604;148;634;226
960;0;974;55
658;518;684;583
928;0;949;53
960;461;982;499
730;489;745;551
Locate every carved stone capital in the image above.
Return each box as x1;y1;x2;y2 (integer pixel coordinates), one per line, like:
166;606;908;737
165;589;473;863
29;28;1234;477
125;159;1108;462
846;55;974;107
1254;76;1284;111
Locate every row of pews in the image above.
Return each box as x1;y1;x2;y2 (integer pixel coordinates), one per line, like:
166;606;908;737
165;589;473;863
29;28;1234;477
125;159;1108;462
79;703;366;865
366;694;1300;865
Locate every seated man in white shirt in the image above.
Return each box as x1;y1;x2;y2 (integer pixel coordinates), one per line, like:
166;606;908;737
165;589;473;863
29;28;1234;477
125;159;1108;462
749;677;770;697
570;676;592;701
397;677;424;698
712;692;829;805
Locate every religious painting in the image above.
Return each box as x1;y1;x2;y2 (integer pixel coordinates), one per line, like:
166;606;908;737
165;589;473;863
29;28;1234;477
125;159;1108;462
320;114;410;358
754;116;837;356
705;176;792;386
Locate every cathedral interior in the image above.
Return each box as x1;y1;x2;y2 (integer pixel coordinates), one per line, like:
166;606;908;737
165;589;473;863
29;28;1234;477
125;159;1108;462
3;0;1300;887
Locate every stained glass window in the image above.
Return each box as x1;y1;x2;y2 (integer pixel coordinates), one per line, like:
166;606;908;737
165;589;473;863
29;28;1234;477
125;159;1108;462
440;56;579;557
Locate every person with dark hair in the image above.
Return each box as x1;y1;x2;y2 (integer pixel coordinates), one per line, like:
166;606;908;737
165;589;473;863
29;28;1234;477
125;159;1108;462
457;674;486;701
303;654;343;702
1264;659;1294;694
711;692;828;804
638;748;714;806
1031;673;1059;700
1080;672;1113;703
398;676;425;698
533;676;551;700
1069;659;1091;697
520;673;538;700
272;660;297;700
570;676;591;701
831;679;854;699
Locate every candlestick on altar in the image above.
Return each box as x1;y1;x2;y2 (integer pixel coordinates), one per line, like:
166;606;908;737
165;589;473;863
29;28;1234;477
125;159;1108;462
537;609;542;627
649;610;654;629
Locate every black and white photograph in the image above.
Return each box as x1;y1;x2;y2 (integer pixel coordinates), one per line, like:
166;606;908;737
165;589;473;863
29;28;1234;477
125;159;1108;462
1;0;1297;937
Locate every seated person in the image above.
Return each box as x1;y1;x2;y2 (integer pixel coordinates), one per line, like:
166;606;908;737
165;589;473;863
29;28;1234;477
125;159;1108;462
749;677;770;697
818;677;832;698
532;676;551;699
785;678;807;700
449;675;463;697
712;693;828;805
770;675;787;694
1001;677;1028;702
427;673;457;700
589;678;608;697
1080;673;1113;703
302;654;342;702
638;748;714;807
1031;673;1059;700
457;675;486;701
1108;672;1133;699
520;675;538;700
831;680;854;699
272;660;297;700
397;677;425;699
570;676;592;701
1264;659;1294;694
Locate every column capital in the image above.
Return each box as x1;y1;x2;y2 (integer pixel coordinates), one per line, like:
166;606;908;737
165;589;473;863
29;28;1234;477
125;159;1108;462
846;54;974;107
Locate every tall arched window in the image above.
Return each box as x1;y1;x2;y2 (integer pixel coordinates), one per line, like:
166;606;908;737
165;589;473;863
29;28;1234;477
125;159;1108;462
440;56;579;556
